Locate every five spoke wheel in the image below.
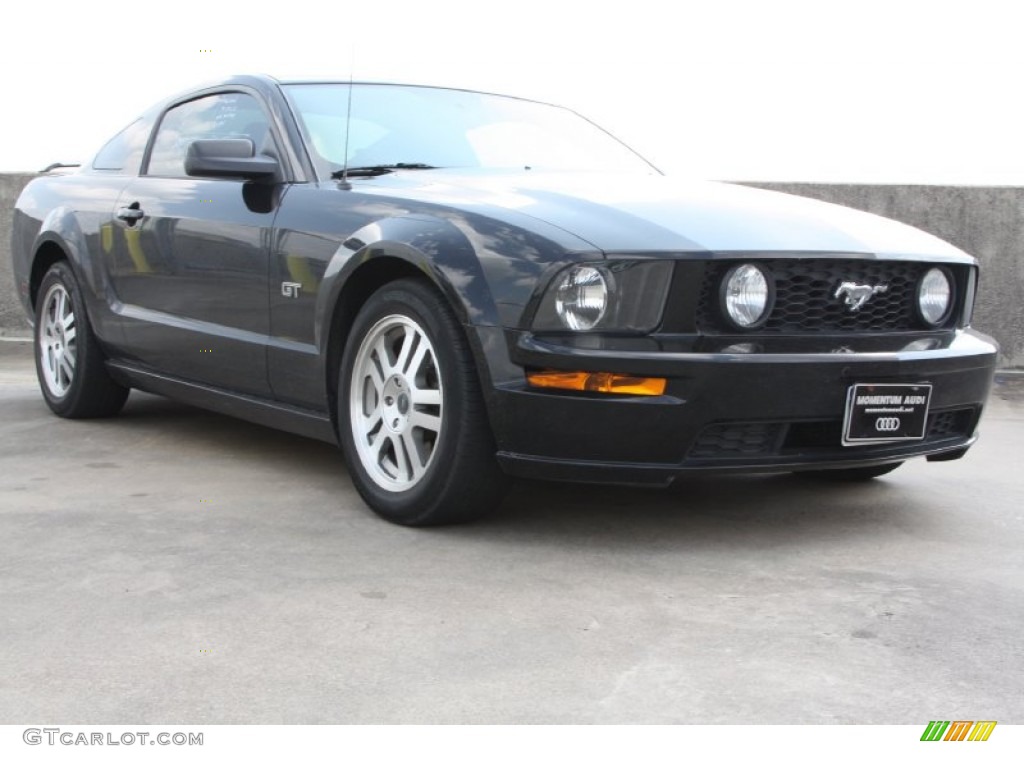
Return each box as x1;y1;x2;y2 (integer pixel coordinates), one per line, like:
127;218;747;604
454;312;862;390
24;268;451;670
349;314;443;492
39;283;78;398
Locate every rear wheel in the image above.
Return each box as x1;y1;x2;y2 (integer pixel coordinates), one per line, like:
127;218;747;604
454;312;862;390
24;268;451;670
794;462;903;481
34;262;129;418
338;278;507;525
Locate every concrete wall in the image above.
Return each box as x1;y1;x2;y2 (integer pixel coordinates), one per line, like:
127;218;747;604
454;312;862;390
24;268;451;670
0;173;36;336
1;174;1021;365
743;183;1023;367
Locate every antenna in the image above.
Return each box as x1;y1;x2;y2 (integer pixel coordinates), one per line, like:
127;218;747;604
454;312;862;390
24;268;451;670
338;44;356;191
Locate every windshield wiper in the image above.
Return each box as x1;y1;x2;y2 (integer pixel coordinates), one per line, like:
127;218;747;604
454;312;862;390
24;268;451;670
331;163;438;179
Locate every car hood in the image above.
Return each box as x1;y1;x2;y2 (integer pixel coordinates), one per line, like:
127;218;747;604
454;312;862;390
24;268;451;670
370;170;970;260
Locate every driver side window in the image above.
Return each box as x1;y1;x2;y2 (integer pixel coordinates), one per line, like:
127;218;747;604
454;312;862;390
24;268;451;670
147;92;272;178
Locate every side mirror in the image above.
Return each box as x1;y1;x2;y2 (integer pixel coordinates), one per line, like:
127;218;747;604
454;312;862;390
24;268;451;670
184;139;279;180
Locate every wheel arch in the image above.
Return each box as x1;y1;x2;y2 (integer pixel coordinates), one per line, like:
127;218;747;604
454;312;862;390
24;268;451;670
323;254;427;432
317;216;504;435
28;240;71;312
26;217;118;351
27;205;97;314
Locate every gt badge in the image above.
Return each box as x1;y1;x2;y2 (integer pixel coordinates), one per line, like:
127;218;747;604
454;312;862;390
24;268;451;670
834;281;889;312
281;281;302;298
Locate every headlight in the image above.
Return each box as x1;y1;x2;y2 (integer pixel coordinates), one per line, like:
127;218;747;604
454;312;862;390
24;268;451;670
554;266;608;330
917;267;953;326
532;261;673;333
721;263;773;329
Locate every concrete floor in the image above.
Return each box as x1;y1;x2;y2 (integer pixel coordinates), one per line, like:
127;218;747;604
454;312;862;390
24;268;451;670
1;339;1022;724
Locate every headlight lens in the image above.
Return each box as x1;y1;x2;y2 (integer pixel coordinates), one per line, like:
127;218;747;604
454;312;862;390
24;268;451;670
555;266;609;330
917;267;952;326
721;263;772;329
533;261;673;333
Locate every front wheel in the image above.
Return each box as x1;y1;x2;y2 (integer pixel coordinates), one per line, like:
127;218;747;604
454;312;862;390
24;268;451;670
338;279;507;525
794;462;903;482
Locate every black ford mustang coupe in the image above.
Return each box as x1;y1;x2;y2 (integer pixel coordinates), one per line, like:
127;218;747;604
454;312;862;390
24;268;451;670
11;76;998;525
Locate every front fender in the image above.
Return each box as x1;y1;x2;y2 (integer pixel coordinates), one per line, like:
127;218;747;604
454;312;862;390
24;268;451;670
315;214;502;353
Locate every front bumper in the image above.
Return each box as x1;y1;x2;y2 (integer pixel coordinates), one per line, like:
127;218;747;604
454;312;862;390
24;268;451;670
485;328;999;486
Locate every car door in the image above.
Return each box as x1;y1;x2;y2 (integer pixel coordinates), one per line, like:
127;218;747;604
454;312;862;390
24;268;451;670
109;90;281;397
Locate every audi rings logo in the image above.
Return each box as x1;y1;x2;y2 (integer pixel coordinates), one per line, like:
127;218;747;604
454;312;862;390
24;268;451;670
876;417;901;432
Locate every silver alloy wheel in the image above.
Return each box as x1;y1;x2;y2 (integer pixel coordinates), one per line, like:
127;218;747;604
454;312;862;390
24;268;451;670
39;283;77;398
349;313;444;492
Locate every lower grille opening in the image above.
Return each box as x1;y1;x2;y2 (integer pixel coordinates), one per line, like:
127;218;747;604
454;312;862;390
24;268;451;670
687;422;785;458
783;420;842;450
928;408;975;439
687;408;976;461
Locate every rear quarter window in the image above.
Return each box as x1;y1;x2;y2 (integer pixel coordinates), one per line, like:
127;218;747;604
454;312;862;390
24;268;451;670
91;118;152;174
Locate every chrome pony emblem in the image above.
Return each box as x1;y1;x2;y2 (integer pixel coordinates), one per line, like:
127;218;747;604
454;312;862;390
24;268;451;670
834;281;889;312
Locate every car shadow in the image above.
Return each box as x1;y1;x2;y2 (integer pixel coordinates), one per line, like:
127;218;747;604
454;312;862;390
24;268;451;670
111;390;343;469
466;471;922;553
99;390;937;555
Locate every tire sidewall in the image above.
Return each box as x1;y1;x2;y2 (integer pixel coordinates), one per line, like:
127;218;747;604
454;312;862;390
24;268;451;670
338;281;470;524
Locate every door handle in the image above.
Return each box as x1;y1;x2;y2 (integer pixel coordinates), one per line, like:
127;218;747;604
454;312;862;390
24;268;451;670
116;205;144;223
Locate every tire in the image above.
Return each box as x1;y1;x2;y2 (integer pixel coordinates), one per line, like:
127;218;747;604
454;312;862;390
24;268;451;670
338;278;508;525
794;462;903;482
34;261;129;418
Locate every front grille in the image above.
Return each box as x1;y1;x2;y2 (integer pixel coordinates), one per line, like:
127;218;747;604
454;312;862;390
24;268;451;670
697;259;960;334
687;408;975;461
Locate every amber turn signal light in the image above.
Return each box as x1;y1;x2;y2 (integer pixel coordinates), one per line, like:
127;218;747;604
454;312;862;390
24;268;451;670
527;370;666;396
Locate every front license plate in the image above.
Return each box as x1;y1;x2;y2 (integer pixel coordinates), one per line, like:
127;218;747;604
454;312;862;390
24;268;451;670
842;383;932;446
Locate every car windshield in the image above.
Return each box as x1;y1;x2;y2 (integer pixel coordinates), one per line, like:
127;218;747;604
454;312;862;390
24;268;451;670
283;83;658;178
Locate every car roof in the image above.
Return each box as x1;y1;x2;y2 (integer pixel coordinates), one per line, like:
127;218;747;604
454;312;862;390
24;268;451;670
178;74;562;110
